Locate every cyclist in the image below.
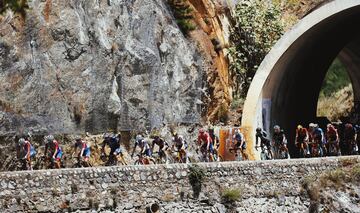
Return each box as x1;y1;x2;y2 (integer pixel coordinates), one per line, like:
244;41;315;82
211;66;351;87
20;137;36;170
102;133;125;165
44;135;63;169
131;134;152;159
326;124;340;155
151;134;169;162
197;128;214;161
172;131;187;151
172;132;188;162
255;127;273;159
295;125;310;157
309;123;326;156
209;127;221;161
272;125;289;159
72;136;91;165
232;129;247;160
344;123;356;155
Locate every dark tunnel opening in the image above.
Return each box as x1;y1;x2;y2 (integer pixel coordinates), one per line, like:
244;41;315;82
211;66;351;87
261;5;360;158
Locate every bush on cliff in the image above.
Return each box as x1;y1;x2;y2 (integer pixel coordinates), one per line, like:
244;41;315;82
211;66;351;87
167;0;196;35
0;0;28;18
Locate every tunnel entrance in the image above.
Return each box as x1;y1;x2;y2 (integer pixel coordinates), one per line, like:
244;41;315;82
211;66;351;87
241;0;360;159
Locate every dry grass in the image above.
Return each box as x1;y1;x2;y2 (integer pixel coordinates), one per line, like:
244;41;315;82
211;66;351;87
317;84;353;121
221;188;242;203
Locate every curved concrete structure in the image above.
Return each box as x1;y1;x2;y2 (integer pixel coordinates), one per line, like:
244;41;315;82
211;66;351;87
242;0;360;159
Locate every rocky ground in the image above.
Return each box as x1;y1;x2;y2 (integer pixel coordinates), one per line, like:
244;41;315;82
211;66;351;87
303;161;360;213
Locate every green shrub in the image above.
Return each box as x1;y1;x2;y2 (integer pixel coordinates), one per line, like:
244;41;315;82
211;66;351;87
0;0;28;18
221;188;242;203
230;98;244;110
188;165;205;198
229;0;283;97
319;169;347;189
167;0;196;35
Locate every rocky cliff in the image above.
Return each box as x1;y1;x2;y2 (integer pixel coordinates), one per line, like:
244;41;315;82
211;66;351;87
0;0;212;135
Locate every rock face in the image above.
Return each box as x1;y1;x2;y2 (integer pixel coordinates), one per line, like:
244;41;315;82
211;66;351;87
0;0;203;135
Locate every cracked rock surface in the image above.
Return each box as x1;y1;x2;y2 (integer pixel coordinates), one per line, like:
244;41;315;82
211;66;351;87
0;0;203;135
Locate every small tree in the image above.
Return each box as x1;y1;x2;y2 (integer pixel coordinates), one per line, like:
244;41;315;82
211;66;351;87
229;0;283;98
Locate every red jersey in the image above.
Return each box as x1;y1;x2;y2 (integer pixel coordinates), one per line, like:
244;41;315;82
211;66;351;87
198;132;212;146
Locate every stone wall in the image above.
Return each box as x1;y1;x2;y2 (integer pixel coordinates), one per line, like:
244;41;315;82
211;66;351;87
0;156;359;212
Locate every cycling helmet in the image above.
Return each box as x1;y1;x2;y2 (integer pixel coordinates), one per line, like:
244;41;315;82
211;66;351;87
136;134;143;141
103;133;110;139
309;123;316;128
23;131;31;140
345;123;353;129
199;128;205;134
234;129;240;134
75;135;81;141
172;131;178;136
256;127;262;132
297;125;303;130
327;123;333;129
47;135;54;142
18;138;25;145
273;125;280;130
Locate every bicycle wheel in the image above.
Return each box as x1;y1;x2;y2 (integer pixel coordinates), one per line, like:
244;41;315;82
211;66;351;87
260;152;266;161
149;158;156;165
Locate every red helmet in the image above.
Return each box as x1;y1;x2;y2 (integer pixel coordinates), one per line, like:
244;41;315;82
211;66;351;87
345;123;353;129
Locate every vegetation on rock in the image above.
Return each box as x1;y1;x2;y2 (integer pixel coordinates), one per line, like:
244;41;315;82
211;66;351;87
167;0;196;35
0;0;28;17
302;162;360;213
188;164;205;198
221;188;242;203
229;0;284;98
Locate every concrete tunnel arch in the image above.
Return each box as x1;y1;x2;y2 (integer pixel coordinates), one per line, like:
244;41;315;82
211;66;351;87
241;0;360;160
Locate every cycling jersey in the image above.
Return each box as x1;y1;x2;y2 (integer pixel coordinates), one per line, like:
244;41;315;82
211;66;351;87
75;140;91;157
326;127;338;141
103;136;121;153
296;128;309;142
313;128;325;144
173;135;186;150
135;139;151;157
152;137;168;149
344;126;356;141
24;140;36;158
52;140;63;160
273;131;287;145
256;131;271;147
234;132;246;149
198;132;213;152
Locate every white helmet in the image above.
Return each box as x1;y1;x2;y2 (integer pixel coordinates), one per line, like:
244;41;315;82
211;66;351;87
18;138;25;145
